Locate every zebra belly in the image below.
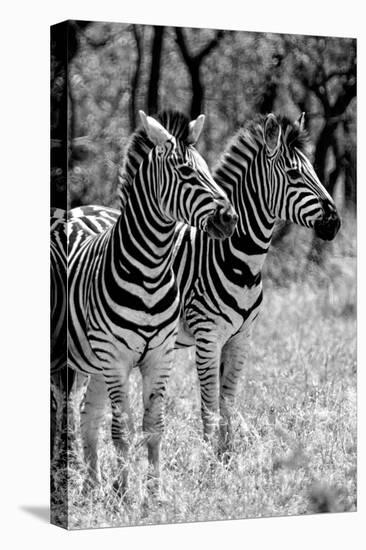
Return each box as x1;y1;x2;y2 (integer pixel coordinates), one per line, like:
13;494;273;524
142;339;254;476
69;327;148;374
176;280;263;351
175;311;242;350
69;307;181;375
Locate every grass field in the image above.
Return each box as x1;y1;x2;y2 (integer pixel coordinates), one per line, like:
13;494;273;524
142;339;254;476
51;213;356;529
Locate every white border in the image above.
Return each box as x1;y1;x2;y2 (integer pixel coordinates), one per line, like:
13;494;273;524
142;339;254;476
1;1;364;548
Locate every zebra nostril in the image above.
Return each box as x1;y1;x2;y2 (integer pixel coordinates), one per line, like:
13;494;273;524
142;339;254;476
325;209;338;224
221;210;238;224
315;200;341;240
330;211;338;221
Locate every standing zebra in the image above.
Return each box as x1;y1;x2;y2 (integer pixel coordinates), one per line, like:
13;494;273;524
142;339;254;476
51;208;67;375
50;208;67;460
68;110;237;495
173;113;340;448
79;113;340;462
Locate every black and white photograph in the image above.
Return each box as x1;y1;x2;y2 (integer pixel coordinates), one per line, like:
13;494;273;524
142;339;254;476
49;19;357;530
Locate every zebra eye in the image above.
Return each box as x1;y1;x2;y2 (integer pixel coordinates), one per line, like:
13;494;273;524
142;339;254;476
287;168;302;179
179;165;194;178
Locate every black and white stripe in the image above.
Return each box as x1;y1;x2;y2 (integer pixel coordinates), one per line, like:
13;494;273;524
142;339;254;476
51;208;67;374
172;113;340;447
50;207;73;462
76;113;340;466
67;111;237;494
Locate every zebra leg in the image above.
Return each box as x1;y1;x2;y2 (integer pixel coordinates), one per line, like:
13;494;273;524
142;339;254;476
50;371;63;462
79;373;107;489
139;348;173;495
50;370;65;496
195;335;221;443
219;331;249;455
50;367;76;461
105;367;133;498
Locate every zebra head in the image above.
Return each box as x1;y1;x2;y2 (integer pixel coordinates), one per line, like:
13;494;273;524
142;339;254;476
139;111;238;239
263;113;341;241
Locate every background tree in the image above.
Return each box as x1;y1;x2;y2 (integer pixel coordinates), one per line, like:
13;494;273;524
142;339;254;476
174;27;225;118
130;25;144;131
147;26;165;114
51;20;90;208
279;36;356;261
285;36;356;195
64;21;356;269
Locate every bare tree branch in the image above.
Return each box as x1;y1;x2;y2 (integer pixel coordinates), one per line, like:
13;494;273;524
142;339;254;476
175;27;224;64
174;27;193;65
174;27;225;118
130;24;143;130
196;30;225;62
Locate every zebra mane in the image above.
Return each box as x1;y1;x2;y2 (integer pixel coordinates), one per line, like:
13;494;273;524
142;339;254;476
217;114;310;170
280;117;310;154
155;110;191;143
118;111;191;210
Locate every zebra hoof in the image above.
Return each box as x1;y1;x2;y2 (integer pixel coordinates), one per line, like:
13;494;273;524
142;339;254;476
218;437;236;466
146;472;161;496
141;488;167;511
218;448;235;468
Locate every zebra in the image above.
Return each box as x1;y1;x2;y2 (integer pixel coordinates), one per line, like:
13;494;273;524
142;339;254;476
172;113;340;449
79;113;341;463
67;110;238;496
50;208;67;461
51;208;67;375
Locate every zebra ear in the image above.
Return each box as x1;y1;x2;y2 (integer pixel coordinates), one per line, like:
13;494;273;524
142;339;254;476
187;114;206;144
264;114;281;156
138;110;173;146
296;112;306;132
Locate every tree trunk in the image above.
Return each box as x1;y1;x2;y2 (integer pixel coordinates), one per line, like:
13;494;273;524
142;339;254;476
51;23;69;210
175;27;224;120
256;55;283;115
130;25;143;131
343;121;357;210
344;145;357;208
147;26;165;115
190;63;204;119
313;120;338;186
51;21;90;209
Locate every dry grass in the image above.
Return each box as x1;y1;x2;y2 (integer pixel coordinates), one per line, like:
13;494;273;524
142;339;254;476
51;213;357;529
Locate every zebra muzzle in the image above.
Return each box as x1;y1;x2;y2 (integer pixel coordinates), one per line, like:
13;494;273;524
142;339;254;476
314;201;341;241
206;204;238;239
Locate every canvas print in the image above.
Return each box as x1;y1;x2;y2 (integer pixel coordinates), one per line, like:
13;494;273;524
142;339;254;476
50;20;356;529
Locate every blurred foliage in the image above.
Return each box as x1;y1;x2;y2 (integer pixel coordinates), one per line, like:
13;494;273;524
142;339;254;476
51;21;356;214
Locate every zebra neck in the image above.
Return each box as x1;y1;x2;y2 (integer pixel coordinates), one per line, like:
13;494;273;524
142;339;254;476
215;142;276;255
110;188;176;285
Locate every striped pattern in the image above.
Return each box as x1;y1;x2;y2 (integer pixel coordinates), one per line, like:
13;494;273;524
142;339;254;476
69;113;341;474
50;208;67;374
50;208;67;460
172;114;340;448
67;111;237;494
